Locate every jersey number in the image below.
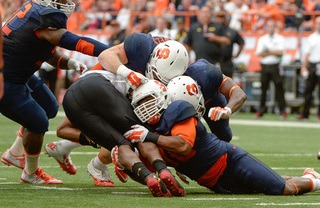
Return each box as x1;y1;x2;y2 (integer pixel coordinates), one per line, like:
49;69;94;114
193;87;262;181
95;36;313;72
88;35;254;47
3;2;33;36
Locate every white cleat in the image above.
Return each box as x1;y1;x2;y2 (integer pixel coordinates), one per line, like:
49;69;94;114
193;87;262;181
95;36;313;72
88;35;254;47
87;158;115;187
303;168;320;179
1;149;25;169
21;167;63;184
45;142;77;175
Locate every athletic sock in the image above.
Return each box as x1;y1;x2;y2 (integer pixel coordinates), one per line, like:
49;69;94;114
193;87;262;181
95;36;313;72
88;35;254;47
9;127;24;156
24;151;40;175
132;162;151;181
93;155;108;169
308;178;320;191
56;140;82;155
152;159;167;174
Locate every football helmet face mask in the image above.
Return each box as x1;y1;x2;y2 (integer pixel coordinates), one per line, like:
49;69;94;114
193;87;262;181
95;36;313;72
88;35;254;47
167;76;206;117
146;40;189;85
131;80;170;125
34;0;75;17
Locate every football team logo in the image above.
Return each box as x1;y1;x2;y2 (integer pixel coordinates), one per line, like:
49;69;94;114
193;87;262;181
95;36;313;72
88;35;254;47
186;84;199;96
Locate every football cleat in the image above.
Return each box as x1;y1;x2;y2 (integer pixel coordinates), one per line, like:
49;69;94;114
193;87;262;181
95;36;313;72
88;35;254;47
21;167;63;184
115;165;129;183
303;168;320;180
254;112;262;119
87;158;115;187
159;169;186;196
44;142;77;175
1;149;25;169
145;173;171;197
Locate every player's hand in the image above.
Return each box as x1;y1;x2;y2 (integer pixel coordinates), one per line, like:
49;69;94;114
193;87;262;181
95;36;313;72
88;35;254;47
117;65;148;90
67;58;87;74
111;146;122;167
208;106;232;121
124;124;149;143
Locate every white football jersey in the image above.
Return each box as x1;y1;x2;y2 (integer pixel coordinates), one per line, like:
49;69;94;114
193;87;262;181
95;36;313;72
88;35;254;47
80;70;129;96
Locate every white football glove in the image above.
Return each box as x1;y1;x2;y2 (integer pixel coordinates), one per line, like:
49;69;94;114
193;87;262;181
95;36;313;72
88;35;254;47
117;65;148;90
67;58;87;74
124;124;149;143
208;106;232;121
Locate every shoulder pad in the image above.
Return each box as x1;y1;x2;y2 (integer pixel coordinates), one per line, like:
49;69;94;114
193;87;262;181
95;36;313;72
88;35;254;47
156;100;197;133
39;9;67;30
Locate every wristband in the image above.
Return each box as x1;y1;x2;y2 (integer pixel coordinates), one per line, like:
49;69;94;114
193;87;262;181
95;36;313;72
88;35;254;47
224;107;232;116
145;132;160;144
116;65;131;77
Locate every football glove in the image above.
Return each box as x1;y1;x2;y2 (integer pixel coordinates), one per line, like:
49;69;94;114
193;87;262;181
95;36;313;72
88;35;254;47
67;58;87;74
208;106;232;121
110;146;129;183
124;125;149;143
117;65;148;90
124;124;160;144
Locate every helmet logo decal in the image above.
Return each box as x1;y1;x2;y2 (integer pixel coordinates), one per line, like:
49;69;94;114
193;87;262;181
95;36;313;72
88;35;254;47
154;80;167;92
186;84;199;96
156;48;170;59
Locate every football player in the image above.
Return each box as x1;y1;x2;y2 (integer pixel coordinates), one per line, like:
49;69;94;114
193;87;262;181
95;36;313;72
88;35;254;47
124;80;320;195
0;0;111;184
0;12;3;100
97;33;246;142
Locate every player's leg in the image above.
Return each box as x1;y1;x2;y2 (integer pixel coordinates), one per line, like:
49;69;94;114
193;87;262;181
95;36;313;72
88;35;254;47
87;148;115;187
138;142;186;196
0;81;62;184
1;126;25;169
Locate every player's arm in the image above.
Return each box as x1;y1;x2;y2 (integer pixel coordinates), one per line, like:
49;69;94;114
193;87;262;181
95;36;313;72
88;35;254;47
98;43;127;74
219;75;247;115
124;118;197;156
37;28;110;57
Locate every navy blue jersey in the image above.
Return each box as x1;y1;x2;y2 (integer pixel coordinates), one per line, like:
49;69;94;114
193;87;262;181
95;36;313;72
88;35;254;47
123;33;168;74
154;100;228;180
2;1;67;84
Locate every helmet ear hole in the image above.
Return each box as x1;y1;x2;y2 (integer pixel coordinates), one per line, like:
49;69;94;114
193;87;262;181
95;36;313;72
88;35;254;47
167;76;205;117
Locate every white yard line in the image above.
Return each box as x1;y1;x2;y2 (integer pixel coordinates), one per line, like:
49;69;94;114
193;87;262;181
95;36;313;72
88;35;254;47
257;203;320;206
230;119;320;128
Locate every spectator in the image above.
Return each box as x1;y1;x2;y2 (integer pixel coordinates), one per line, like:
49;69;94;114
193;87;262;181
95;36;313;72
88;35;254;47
133;15;155;34
149;16;172;38
224;0;249;31
116;0;132;30
215;12;245;78
107;20;126;46
255;19;287;119
67;0;86;31
175;0;199;27
173;17;188;43
184;5;230;65
281;0;299;32
297;16;320;122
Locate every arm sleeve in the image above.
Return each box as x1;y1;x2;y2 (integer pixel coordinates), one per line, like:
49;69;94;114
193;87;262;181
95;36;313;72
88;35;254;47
59;31;110;57
171;117;197;147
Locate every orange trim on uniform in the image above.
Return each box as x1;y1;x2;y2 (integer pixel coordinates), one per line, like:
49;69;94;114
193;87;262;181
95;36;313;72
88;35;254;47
229;85;240;97
218;77;231;92
308;178;314;192
57;55;67;69
89;63;103;71
287;180;299;195
115;45;127;63
18;126;23;138
75;40;95;56
171;117;197;147
196;153;227;188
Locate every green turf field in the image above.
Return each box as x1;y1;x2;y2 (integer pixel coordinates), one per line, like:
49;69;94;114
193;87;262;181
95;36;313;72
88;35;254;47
1;110;320;208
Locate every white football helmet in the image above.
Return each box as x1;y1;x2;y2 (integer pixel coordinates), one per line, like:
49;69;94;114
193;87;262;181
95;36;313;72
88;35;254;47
146;40;189;85
131;80;170;125
167;76;206;117
34;0;75;17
